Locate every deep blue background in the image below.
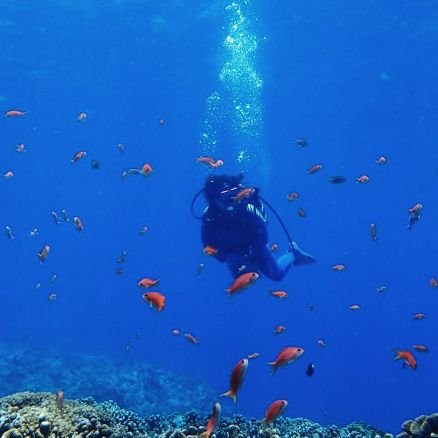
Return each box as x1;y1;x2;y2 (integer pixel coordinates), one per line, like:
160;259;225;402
1;0;437;433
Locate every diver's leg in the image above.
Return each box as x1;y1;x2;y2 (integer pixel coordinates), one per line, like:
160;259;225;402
257;246;293;281
290;241;315;266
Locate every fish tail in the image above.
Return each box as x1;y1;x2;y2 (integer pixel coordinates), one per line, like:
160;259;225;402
267;362;277;375
393;351;401;361
220;390;237;403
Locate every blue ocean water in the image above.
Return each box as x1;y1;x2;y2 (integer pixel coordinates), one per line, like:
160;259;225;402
1;0;437;434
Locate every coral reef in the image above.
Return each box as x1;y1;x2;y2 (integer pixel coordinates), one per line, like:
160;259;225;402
396;413;438;438
0;344;214;416
0;392;391;438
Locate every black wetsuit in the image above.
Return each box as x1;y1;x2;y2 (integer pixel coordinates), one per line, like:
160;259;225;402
201;195;293;280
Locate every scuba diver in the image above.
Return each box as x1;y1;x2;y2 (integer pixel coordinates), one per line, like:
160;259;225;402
192;174;315;280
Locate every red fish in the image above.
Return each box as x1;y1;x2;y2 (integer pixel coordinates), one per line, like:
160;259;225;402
138;278;160;288
413;313;426;320
56;390;64;412
273;325;286;335
5;109;26;117
231;188;255;202
307;164;322;174
203;245;218;256
375;155;387;165
71;151;87;163
412;345;429;352
73;216;84;232
270;243;279;252
429;277;438;288
356;174;370;183
184;333;199;344
287;191;299;201
38;244;51;262
270;290;288;299
143;292;165;311
220;358;248;402
394;350;417;370
263;400;288;425
331;264;346;271
226;272;259;295
141;163;153;176
267;346;304;373
199;402;221;438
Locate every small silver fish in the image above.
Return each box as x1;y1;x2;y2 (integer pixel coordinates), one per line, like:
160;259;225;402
5;225;14;240
51;211;60;225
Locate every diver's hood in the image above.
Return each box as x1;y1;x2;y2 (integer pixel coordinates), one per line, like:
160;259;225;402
203;173;244;203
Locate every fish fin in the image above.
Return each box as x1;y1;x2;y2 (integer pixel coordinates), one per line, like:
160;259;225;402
220;390;237;403
393;351;401;361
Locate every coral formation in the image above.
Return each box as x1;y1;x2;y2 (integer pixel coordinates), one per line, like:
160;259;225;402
0;392;390;438
396;413;438;438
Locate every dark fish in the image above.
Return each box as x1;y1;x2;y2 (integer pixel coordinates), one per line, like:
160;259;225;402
295;137;308;147
328;176;347;184
90;159;100;169
369;223;377;241
306;362;315;376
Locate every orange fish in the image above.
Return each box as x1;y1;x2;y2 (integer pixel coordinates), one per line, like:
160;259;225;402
394;350;417;370
71;151;87;163
331;264;346;271
210;159;224;168
77;112;87;122
307;164;322;174
226;272;259;295
429;277;438;288
356;174;370;183
138;278;160;288
263;400;288;425
184;333;200;344
220;358;248;402
199;402;221;438
297;208;306;218
2;171;14;179
56;390;64;412
231;188;255;201
141;163;153;176
413;345;429;352
196;156;216;165
273;325;286;335
349;304;360;311
73;216;84;232
287;191;299;201
270;290;288;299
270;243;278;252
5;109;26;117
203;245;218;256
142;292;165;311
247;352;260;360
375;155;387;165
171;329;181;336
267;346;304;373
413;313;426;320
38;244;51;262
